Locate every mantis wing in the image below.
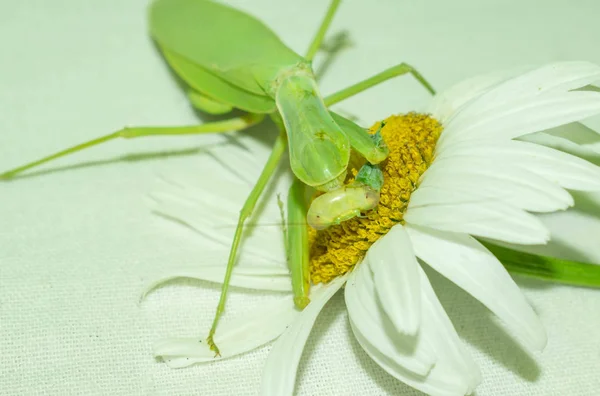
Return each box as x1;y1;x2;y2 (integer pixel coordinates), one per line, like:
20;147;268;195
149;0;306;98
162;47;276;113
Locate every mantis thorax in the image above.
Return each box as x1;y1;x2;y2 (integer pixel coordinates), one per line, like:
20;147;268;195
265;61;314;98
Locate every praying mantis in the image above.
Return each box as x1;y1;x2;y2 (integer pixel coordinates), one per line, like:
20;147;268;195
0;0;435;355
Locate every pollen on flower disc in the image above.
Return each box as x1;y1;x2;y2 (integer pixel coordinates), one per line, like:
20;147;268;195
309;113;443;284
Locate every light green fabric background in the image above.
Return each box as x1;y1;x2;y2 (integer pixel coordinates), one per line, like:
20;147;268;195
1;0;600;395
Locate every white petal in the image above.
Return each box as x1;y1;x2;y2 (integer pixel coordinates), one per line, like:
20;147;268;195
435;139;600;191
422;156;574;212
417;267;482;392
157;137;269;187
417;158;573;212
406;224;547;351
428;67;525;124
521;122;600;157
407;185;490;208
349;265;480;396
404;201;549;245
345;260;437;376
368;225;421;335
261;274;348;396
349;325;468;396
153;193;284;264
152;191;233;246
152;172;254;224
439;92;600;147
154;339;214;369
140;265;292;299
154;296;300;367
446;61;600;125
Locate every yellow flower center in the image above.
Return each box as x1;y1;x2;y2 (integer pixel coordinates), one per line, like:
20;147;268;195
308;113;443;284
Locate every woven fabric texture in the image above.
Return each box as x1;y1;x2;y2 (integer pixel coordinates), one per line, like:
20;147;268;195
1;1;599;395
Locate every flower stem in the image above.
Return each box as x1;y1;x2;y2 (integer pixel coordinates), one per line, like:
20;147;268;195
483;242;600;288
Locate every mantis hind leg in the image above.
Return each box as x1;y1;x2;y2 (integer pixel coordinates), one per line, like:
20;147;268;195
0;113;264;180
206;129;287;356
324;63;436;106
305;0;342;61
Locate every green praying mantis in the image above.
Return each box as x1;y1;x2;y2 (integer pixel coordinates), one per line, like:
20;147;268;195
2;0;600;361
0;0;438;355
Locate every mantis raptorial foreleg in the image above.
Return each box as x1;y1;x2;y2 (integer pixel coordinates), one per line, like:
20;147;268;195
278;189;312;309
0;113;264;179
331;112;388;164
286;179;310;309
206;127;288;356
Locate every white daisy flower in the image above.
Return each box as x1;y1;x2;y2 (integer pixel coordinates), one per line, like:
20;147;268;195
143;61;600;396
